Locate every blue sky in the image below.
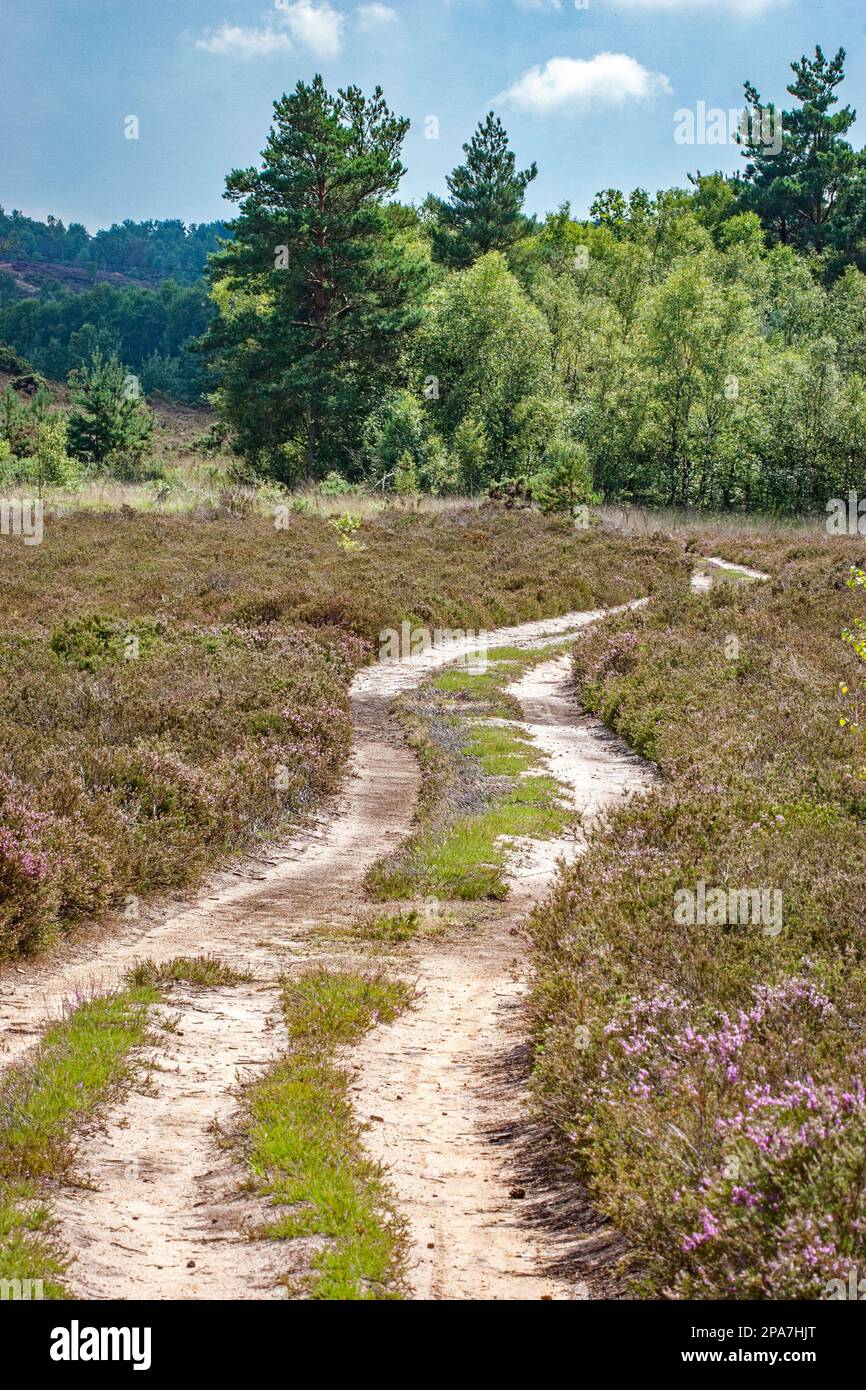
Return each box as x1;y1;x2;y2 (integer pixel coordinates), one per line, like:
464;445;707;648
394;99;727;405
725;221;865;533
1;0;864;233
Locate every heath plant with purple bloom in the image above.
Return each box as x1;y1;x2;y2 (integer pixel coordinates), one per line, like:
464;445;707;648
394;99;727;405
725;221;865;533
530;531;866;1298
0;505;681;959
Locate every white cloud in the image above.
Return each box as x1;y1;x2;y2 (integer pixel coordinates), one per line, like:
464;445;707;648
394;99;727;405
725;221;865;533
276;1;344;59
497;53;672;114
196;3;344;61
357;3;399;28
611;0;784;13
195;24;292;59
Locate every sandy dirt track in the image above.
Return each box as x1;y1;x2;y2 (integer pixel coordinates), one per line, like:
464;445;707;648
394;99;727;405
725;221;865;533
1;599;652;1301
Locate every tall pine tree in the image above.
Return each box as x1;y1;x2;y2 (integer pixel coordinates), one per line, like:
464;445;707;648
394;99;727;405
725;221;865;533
430;113;537;268
736;47;857;253
205;77;430;479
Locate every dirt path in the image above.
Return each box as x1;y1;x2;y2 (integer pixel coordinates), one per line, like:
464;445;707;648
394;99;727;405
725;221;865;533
1;601;646;1301
349;653;655;1300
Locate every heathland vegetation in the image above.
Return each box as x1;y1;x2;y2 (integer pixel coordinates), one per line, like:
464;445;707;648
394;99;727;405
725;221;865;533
0;507;678;961
3;39;866;1306
531;535;866;1298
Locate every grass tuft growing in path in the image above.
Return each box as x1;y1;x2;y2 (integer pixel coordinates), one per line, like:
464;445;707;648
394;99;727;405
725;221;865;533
127;954;252;988
366;648;574;902
242;969;413;1300
0;984;158;1296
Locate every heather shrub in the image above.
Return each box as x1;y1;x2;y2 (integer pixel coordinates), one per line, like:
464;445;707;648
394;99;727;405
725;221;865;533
530;537;866;1298
0;777;61;955
0;619;353;956
0;509;683;958
673;1078;866;1300
50;614;164;670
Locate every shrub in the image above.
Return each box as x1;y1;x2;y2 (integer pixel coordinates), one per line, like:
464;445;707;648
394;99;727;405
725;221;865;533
453;415;488;495
487;477;533;509
66;351;155;478
0;343;32;375
319;470;360;497
529;537;866;1298
394;451;419;505
532;442;596;515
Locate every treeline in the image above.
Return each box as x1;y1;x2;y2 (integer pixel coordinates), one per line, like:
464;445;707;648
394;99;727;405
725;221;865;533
0;210;227;285
4;44;866;510
200;46;866;512
0;280;215;402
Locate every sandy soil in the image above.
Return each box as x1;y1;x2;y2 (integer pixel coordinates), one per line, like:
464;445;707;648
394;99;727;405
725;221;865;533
691;557;769;592
0;599;652;1302
349;653;655;1300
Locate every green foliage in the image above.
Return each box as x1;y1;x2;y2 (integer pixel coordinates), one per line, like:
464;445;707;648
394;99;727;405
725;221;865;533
0;342;32;375
533;442;596;514
452;414;488;494
0;206;226;284
49;614;162;671
0;982;158;1296
414;251;555;479
0;281;214;403
127;954;251;988
319;470;358;497
736;46;858;258
205;75;432;479
0;382;80;491
329;511;363;551
363;389;426;482
394;450;418;502
430;112;537;268
243;969;411;1299
362;389;456;495
66;351;156;478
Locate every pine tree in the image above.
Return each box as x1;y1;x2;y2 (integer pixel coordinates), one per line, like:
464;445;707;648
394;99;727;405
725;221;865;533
431;113;537;268
394;449;419;505
66;352;154;477
533;443;595;515
453;415;488;494
205;77;431;479
736;47;857;252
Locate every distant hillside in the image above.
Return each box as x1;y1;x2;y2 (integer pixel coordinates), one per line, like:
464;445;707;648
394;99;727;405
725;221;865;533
0;258;154;297
0;208;228;298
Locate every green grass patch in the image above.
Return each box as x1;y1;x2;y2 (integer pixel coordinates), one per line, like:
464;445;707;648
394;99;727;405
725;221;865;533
368;635;578;902
281;969;411;1048
370;775;572;902
0;984;158;1297
350;910;422;943
461;721;542;776
243;969;413;1300
127;954;251;988
431;667;521;713
484;645;530;662
0;1181;66;1298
